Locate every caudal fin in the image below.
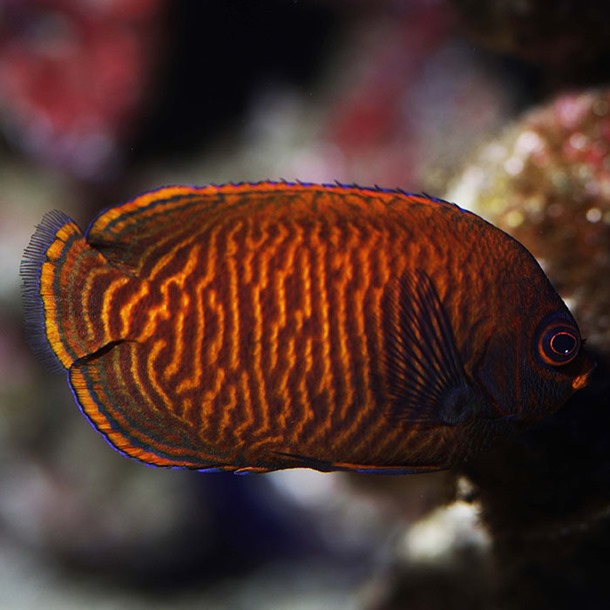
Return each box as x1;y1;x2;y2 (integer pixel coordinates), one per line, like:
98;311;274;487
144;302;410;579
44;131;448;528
21;210;131;371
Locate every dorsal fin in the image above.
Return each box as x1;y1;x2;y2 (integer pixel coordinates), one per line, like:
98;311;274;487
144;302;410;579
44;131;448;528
83;183;471;275
85;186;216;273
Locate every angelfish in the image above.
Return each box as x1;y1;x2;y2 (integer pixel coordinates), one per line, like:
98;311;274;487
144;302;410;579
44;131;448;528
21;182;594;473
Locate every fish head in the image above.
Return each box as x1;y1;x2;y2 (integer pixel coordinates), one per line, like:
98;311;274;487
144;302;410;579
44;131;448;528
472;308;595;423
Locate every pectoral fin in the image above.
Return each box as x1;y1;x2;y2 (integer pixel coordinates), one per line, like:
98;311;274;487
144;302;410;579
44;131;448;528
382;270;478;426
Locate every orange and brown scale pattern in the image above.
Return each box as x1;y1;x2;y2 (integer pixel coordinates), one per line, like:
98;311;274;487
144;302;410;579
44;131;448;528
21;182;594;473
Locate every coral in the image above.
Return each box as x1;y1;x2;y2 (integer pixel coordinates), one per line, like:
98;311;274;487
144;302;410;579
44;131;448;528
449;89;610;363
449;89;610;609
0;0;166;179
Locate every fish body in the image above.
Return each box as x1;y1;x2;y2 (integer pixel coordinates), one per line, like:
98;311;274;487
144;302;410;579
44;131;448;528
21;182;594;473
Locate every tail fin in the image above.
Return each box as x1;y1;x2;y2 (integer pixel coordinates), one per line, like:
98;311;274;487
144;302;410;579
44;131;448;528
21;211;132;371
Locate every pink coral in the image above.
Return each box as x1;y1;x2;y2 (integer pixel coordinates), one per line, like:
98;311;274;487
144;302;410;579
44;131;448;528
0;0;166;179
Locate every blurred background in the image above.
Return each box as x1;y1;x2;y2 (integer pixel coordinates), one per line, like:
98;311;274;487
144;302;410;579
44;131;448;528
1;0;610;608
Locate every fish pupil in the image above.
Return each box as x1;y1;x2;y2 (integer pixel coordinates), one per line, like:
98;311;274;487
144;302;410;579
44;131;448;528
550;332;577;356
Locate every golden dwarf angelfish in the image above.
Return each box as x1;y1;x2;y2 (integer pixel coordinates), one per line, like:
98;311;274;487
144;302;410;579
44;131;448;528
21;182;594;473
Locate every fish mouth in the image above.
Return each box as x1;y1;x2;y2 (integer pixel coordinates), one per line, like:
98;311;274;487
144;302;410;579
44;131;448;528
570;351;596;391
572;373;591;391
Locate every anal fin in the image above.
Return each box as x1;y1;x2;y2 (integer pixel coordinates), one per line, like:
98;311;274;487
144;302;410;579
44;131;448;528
68;340;227;470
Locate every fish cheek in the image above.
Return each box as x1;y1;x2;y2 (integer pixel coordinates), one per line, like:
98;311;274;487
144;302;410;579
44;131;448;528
473;332;576;422
527;359;584;417
470;332;521;420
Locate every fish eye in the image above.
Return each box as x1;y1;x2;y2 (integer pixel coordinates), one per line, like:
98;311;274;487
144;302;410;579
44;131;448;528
537;319;581;366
